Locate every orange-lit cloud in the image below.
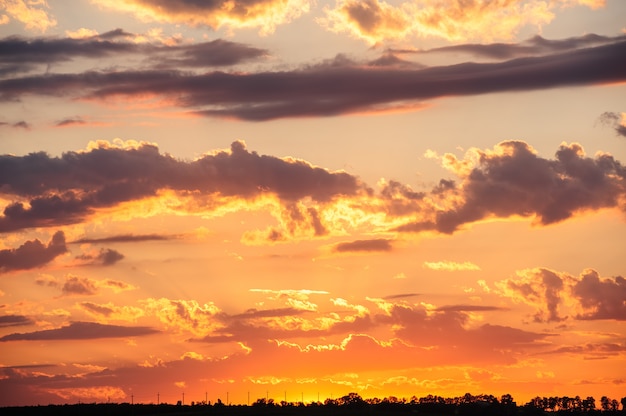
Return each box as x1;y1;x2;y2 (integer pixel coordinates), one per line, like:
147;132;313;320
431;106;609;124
0;0;57;32
91;0;312;35
423;261;480;271
497;267;626;321
320;0;604;44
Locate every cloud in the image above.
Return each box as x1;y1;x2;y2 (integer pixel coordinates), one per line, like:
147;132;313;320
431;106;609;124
413;33;626;60
0;321;159;341
0;37;624;120
0;231;67;273
90;0;312;35
497;268;626;322
571;270;626;320
54;117;86;127
79;301;144;321
0;140;364;233
597;111;626;138
0;121;30;129
0;0;57;32
537;342;626;359
395;141;626;234
0;314;34;327
320;0;602;44
333;238;393;253
423;261;480;271
0;32;268;76
76;248;125;266
61;275;99;296
435;305;507;312
71;233;178;244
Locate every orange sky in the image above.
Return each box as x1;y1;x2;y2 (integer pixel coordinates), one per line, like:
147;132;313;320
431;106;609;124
0;0;625;408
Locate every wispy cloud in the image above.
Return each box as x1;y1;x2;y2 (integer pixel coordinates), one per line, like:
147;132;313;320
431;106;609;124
333;238;393;253
423;261;480;271
0;321;159;342
1;38;624;120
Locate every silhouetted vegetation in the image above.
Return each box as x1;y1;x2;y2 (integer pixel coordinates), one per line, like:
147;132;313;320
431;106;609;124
1;392;624;416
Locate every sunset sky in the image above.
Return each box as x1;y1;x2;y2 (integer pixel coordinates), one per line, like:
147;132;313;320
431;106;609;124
1;0;626;408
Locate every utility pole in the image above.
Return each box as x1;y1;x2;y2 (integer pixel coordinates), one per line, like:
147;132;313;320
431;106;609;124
131;394;134;405
205;391;208;405
182;392;185;406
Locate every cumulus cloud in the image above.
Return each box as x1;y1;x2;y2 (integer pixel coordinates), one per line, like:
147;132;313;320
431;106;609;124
395;141;626;234
0;0;57;32
498;268;626;322
0;231;67;273
0;37;624;120
571;270;626;320
61;275;99;296
91;0;312;35
0;140;364;233
0;321;159;341
320;0;603;44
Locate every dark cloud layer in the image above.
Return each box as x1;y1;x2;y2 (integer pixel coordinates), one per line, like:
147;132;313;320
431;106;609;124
0;321;159;342
0;38;624;120
0;231;67;273
0;32;267;76
0;315;34;328
415;34;626;60
0;141;363;232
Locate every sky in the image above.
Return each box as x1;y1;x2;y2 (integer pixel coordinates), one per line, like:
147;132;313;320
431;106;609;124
0;0;625;408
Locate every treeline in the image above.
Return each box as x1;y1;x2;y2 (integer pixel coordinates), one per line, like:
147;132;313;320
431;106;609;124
2;392;625;416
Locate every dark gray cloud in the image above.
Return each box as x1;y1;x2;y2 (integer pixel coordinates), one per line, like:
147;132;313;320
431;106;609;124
597;111;626;138
395;141;626;234
411;33;626;60
0;141;363;232
76;248;124;266
0;314;34;328
572;271;626;321
0;321;159;342
435;305;508;312
54;117;86;127
333;238;393;253
61;276;98;296
0;38;624;120
0;121;30;129
0;231;67;273
72;233;177;244
0;32;267;77
383;293;420;300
